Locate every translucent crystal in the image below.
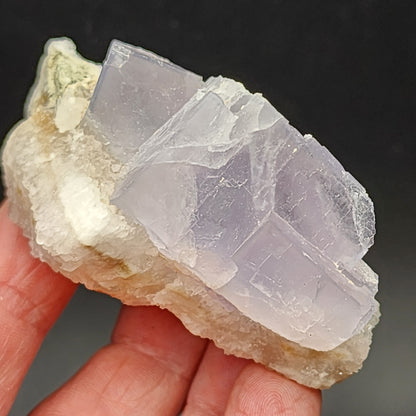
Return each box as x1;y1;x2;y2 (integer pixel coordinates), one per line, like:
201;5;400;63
85;40;203;162
2;38;380;387
86;42;379;351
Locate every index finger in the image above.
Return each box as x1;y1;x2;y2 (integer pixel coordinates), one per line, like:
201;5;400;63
0;201;77;415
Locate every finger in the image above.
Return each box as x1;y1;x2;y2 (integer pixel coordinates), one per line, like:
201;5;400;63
224;363;322;416
0;201;77;415
31;305;207;416
182;341;248;416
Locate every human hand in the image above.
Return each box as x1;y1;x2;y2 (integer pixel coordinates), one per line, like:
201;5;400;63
0;201;321;415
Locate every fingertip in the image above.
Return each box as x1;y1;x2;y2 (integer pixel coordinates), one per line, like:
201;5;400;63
225;363;321;416
182;342;248;416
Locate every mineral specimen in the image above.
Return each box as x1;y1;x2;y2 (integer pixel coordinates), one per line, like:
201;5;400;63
1;38;379;389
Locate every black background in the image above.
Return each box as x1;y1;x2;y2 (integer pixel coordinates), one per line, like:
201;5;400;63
0;1;415;415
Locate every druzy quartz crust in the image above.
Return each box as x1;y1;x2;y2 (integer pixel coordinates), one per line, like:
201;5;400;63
1;38;380;388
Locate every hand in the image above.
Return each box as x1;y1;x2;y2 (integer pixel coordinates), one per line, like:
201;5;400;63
0;201;321;415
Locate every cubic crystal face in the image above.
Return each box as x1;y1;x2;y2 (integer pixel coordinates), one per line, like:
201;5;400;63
1;38;379;388
93;42;378;351
85;40;203;162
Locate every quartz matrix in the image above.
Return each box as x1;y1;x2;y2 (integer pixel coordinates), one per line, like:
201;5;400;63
86;40;378;351
2;38;379;388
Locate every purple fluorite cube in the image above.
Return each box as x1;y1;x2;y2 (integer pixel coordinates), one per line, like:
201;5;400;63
86;41;378;351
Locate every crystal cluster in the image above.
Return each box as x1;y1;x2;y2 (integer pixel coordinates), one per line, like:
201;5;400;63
1;38;379;388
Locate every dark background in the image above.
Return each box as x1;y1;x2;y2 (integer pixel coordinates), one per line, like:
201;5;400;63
0;1;415;415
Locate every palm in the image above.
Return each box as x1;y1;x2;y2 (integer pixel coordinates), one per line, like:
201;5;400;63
0;202;321;415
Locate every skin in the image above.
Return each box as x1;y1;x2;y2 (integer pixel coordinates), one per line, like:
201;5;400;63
0;201;321;415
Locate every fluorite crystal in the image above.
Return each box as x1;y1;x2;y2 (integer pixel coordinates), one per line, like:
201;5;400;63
1;38;380;388
87;40;377;351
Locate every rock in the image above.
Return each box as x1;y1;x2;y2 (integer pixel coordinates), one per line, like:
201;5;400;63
1;38;379;389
